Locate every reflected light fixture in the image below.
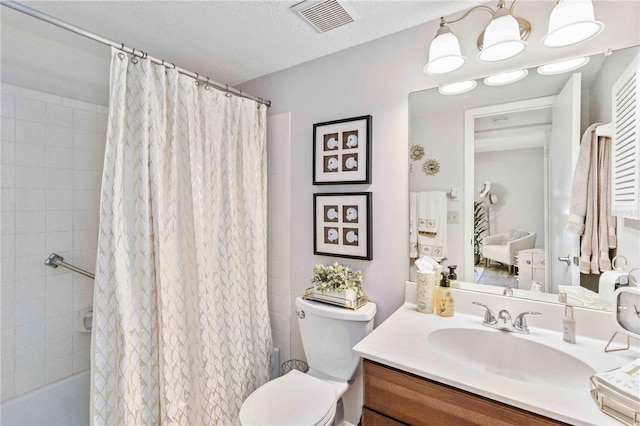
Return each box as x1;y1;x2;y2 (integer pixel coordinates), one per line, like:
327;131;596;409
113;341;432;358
484;69;528;86
439;80;477;96
542;0;604;48
537;56;590;75
424;0;603;75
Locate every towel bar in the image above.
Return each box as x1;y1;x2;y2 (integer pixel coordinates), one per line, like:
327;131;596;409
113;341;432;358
44;253;95;280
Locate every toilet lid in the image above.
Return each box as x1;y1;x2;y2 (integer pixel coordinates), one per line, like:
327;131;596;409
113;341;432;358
240;369;336;426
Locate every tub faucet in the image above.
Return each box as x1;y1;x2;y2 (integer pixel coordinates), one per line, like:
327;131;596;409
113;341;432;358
472;302;541;334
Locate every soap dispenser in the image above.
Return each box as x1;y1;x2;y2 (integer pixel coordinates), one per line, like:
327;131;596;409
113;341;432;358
435;274;455;317
563;305;576;344
447;265;458;287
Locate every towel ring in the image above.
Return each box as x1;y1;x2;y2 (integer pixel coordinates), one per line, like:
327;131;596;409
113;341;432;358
612;255;628;271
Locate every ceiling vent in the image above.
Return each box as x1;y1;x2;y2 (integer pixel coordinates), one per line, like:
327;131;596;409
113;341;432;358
291;0;359;33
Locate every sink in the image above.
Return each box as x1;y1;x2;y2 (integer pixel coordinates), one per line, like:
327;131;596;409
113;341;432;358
428;328;595;389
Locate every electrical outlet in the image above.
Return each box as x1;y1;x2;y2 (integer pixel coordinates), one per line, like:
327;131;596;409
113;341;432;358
447;211;459;224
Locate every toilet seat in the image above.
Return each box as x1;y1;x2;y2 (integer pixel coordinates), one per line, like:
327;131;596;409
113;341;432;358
239;369;337;426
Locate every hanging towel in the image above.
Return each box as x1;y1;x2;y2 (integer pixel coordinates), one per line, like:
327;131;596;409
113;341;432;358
567;123;617;274
416;191;448;262
409;192;418;260
418;191;447;235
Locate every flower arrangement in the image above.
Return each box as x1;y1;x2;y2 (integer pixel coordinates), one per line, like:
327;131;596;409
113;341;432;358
311;262;364;299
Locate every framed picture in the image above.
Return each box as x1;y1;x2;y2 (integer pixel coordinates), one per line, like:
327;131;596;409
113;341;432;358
313;192;372;260
313;115;372;185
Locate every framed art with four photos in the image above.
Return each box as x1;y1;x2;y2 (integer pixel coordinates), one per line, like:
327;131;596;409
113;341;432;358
313;192;372;260
313;115;372;185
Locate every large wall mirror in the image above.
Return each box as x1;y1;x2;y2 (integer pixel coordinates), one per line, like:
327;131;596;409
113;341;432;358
409;45;640;311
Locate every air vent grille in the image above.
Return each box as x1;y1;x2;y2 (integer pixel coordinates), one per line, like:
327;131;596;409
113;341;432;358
611;53;640;219
292;0;357;33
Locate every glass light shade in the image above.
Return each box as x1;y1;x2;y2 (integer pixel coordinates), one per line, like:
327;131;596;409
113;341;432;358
537;56;590;75
439;80;477;95
424;30;466;75
478;14;527;63
542;0;603;47
484;69;528;86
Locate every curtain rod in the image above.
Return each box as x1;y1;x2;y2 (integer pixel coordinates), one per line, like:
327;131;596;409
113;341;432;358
1;0;272;107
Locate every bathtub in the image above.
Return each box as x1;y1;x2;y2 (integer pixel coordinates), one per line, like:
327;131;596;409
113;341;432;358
0;371;89;425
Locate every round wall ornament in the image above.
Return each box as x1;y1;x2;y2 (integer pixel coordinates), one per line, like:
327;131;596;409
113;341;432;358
423;159;440;176
410;145;425;161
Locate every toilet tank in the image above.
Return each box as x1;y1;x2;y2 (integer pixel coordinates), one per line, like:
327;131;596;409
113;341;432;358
295;297;376;381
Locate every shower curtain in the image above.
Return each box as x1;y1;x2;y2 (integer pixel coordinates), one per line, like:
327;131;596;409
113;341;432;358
91;48;272;425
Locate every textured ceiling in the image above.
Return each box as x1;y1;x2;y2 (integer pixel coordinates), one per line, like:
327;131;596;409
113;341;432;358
1;1;480;86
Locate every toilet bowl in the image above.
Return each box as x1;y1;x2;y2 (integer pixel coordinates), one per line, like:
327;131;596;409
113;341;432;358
240;297;377;425
239;369;337;426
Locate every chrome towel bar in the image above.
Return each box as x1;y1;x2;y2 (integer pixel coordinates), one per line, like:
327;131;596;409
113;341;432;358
44;253;95;280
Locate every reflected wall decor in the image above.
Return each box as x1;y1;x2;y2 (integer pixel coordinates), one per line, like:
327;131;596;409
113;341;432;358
314;192;372;260
313;115;372;184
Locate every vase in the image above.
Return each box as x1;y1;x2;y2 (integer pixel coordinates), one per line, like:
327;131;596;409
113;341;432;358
312;285;357;308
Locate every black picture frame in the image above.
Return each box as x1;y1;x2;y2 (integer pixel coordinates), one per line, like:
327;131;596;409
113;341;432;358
313;192;372;260
313;115;372;185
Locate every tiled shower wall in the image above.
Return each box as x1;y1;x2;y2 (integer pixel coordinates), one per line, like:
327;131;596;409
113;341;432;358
266;113;291;368
1;83;106;401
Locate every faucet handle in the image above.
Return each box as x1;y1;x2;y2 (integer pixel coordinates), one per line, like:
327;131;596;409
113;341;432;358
513;311;541;332
472;302;497;325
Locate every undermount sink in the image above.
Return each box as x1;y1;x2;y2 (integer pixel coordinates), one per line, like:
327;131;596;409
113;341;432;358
427;328;595;389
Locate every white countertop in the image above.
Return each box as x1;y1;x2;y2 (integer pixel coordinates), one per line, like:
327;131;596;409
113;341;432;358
353;293;639;425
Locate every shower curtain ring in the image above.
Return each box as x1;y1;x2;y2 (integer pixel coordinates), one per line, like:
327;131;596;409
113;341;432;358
225;84;231;98
195;73;199;86
131;48;138;64
205;77;211;90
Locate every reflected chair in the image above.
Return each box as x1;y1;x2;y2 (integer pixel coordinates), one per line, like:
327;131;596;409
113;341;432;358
482;230;536;274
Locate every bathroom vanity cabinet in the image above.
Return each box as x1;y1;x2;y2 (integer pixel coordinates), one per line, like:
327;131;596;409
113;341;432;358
362;360;566;426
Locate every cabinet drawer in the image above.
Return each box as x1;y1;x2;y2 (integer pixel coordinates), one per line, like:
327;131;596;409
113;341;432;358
363;360;565;426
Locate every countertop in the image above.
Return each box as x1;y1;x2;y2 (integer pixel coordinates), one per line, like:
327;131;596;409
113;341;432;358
353;297;638;425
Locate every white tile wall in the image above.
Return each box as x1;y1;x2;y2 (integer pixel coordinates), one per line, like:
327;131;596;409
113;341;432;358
0;83;106;401
267;113;291;368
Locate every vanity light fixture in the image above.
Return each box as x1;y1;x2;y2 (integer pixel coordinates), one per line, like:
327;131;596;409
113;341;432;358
537;56;590;75
484;69;528;86
439;80;477;96
423;0;602;75
542;0;604;48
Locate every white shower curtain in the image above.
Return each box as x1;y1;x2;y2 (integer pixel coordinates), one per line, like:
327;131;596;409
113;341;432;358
91;48;272;425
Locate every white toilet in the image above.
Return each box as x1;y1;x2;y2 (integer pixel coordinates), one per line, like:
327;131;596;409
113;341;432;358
240;296;377;425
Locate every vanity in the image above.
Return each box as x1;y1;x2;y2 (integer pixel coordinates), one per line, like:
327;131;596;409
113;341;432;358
353;283;639;426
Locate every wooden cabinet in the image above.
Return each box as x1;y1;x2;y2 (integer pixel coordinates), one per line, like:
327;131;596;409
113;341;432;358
362;359;566;426
517;248;546;291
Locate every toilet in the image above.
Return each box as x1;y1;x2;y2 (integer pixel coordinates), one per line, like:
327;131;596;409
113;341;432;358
240;296;377;425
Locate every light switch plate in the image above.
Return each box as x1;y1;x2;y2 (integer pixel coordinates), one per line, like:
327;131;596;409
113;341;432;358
447;211;459;224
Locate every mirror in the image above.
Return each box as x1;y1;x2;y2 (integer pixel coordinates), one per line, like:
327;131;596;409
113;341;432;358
409;45;640;311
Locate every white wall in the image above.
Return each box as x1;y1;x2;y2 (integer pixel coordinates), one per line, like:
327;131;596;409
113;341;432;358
240;0;640;358
409;111;464;278
474;147;545;245
1;83;105;401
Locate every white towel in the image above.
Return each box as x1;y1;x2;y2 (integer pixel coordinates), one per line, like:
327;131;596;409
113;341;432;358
409;192;418;260
418;191;447;234
568;123;617;273
416;191;448;261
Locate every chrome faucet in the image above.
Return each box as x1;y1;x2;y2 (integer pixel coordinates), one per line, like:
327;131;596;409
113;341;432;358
472;302;541;334
502;287;513;297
